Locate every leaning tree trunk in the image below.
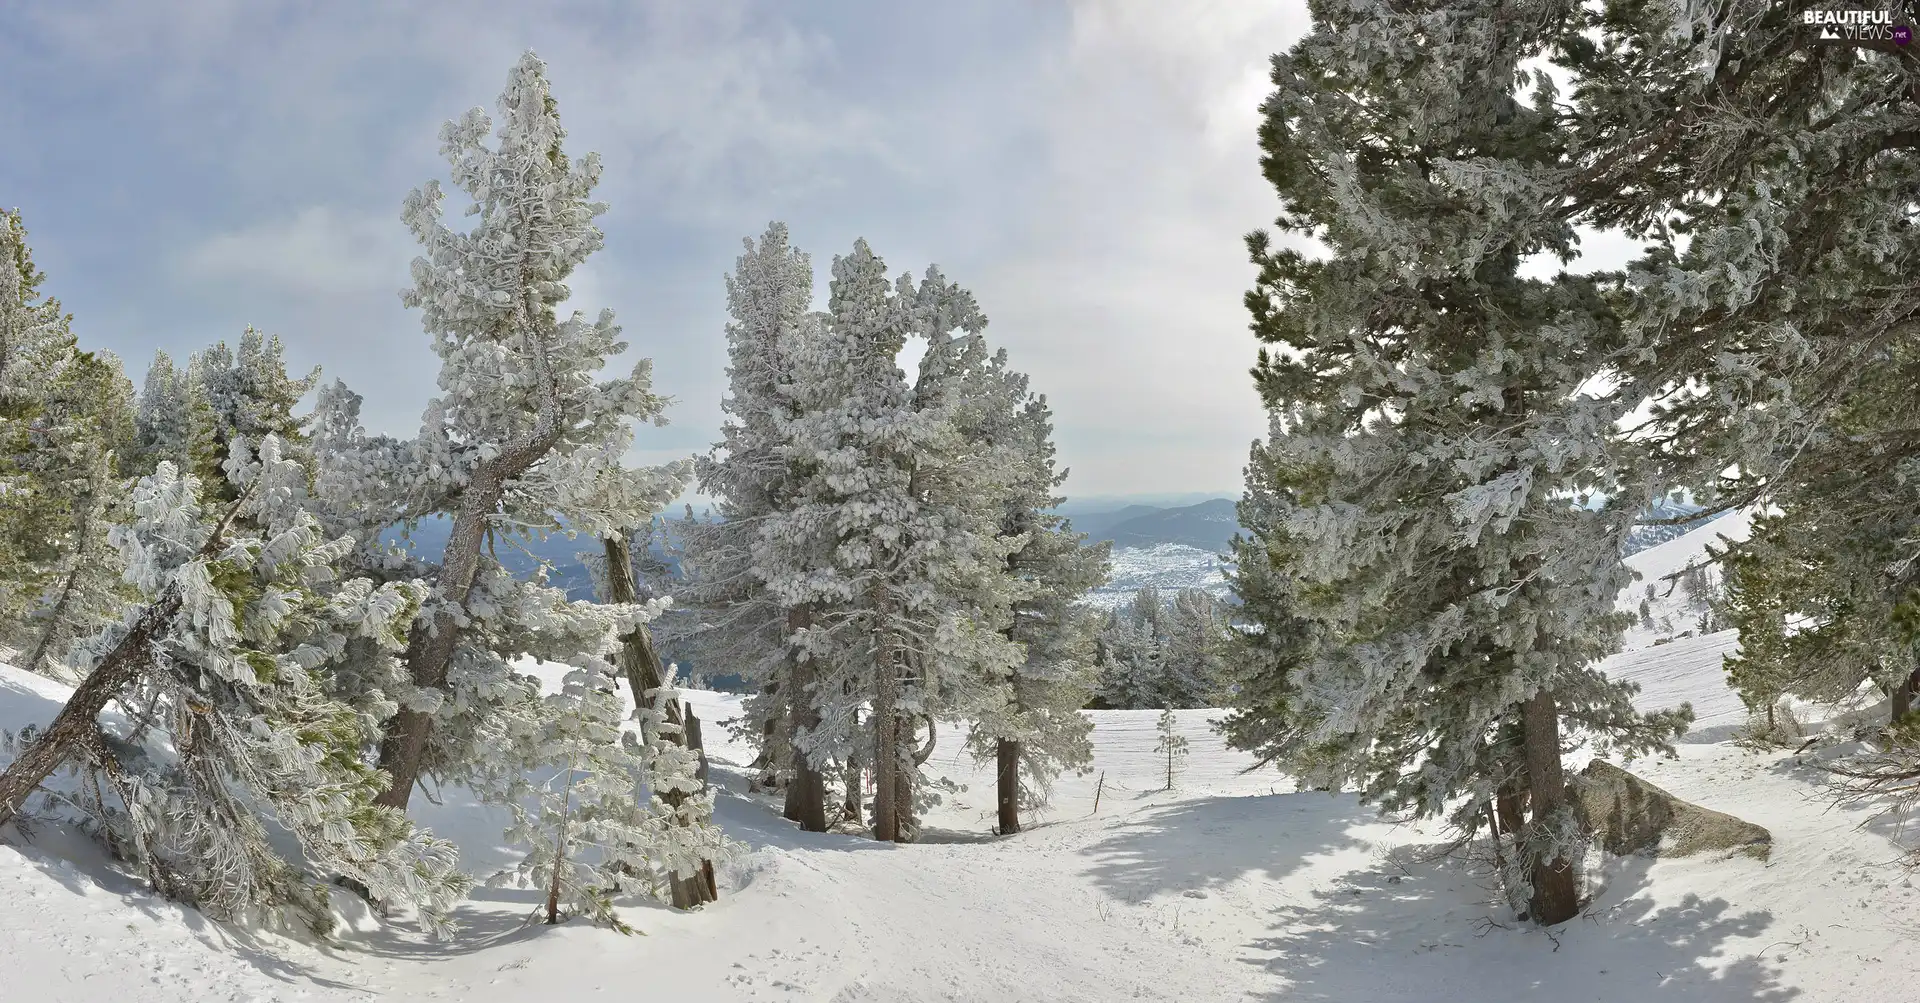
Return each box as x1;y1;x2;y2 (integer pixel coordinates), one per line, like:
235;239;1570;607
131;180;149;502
376;313;566;812
1521;689;1579;926
23;567;81;676
601;534;715;908
1;489;250;828
781;607;828;832
373;481;503;810
0;592;180;828
996;738;1022;835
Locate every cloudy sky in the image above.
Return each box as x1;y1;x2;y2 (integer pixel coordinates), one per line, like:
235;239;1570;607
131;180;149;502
0;0;1311;505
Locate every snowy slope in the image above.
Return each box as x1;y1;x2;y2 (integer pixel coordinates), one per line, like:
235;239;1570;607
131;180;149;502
6;506;1916;1003
11;651;1915;1001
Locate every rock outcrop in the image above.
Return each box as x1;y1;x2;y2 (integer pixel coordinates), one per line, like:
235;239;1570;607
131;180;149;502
1574;760;1772;862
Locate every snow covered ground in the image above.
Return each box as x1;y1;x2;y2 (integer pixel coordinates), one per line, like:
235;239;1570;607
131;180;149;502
4;509;1915;1001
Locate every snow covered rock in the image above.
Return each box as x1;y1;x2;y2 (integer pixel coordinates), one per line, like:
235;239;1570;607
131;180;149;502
1576;760;1772;861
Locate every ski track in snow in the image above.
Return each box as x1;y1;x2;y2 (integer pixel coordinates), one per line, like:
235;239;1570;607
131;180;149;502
4;508;1916;1001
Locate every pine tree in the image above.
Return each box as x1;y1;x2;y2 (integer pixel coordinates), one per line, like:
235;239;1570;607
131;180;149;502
1164;588;1232;705
0;209;69;412
0;210;138;673
958;358;1110;835
306;52;690;810
1214;433;1318;771
482;650;731;928
1230;2;1690;925
1154;707;1188;792
673;223;828;830
0;441;469;936
12;349;137;674
134;350;192;472
1094;587;1228;710
1714;355;1920;729
762;241;1021;842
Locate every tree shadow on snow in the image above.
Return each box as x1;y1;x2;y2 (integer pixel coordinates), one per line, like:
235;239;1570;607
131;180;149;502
1239;852;1796;1002
2;825;370;992
1080;791;1377;902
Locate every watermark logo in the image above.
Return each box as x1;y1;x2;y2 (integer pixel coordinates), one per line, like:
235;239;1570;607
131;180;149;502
1803;7;1912;45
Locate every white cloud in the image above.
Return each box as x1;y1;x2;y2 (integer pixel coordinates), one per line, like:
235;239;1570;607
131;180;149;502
179;207;414;300
9;0;1321;503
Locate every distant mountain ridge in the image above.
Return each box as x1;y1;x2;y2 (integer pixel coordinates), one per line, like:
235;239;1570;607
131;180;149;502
1068;498;1241;554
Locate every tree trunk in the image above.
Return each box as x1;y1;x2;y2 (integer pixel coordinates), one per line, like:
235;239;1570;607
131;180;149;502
844;748;863;825
894;712;916;840
996;738;1022;835
0;490;250;829
1521;688;1579;926
599;534;716;908
1890;665;1920;725
684;707;709;787
25;497;94;676
870;599;901;842
546;766;578;925
782;608;828;832
374;479;505;810
0;591;180;827
1495;775;1526;838
749;680;784;791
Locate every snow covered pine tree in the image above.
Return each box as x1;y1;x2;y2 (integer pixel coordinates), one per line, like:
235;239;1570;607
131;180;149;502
954;349;1110;836
302;52;722;925
299;53;691;825
0;441;469;935
674;223;831;830
0;209;138;675
1230;1;1689;925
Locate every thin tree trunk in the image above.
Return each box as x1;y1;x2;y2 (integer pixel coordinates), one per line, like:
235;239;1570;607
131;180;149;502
996;738;1022;835
599;534;716;908
844;746;863;825
750;680;784;791
25;497;93;675
1521;689;1578;925
23;568;80;676
783;607;828;832
870;592;901;842
546;766;579;925
684;707;709;787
